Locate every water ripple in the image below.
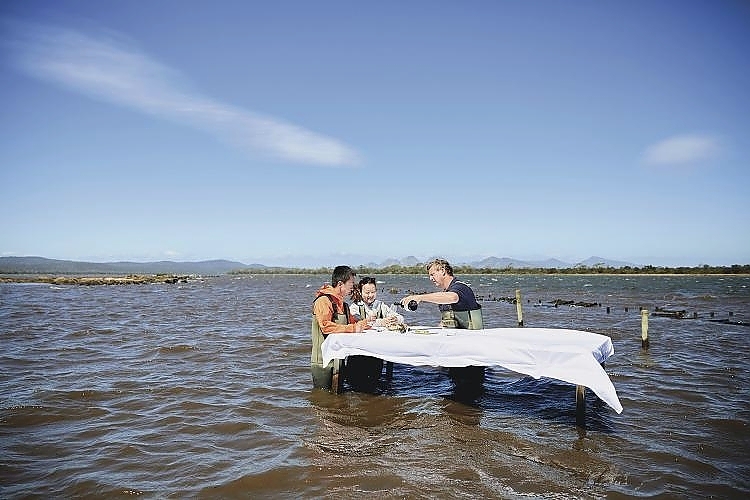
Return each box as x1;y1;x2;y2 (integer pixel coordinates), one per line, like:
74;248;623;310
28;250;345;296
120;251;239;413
1;275;749;498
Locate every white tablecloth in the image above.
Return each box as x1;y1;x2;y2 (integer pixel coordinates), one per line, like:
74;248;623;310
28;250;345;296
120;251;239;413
321;327;623;413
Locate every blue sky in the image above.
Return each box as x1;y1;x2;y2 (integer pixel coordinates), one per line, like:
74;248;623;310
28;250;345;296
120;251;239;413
1;1;748;267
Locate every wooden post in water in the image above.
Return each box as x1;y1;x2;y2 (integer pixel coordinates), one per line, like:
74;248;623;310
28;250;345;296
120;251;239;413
515;289;523;327
576;385;586;427
641;309;650;349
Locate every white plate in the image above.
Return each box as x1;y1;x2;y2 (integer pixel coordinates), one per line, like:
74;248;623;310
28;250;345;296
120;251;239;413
407;326;440;334
364;326;387;332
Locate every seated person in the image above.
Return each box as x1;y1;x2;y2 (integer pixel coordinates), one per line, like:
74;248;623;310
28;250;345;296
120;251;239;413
350;276;404;329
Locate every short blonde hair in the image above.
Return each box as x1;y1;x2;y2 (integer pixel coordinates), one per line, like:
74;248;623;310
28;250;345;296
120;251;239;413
426;258;453;276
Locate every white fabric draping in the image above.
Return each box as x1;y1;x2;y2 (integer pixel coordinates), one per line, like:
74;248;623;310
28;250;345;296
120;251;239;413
321;327;623;413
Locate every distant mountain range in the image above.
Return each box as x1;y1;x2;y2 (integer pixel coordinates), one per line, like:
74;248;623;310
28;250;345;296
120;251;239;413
466;255;636;269
0;256;254;275
0;255;637;275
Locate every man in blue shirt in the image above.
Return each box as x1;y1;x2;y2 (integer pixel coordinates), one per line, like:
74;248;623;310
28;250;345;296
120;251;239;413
400;258;482;327
400;258;485;390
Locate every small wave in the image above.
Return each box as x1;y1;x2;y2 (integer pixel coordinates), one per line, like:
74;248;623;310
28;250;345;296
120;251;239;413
1;402;108;426
695;294;718;300
69;328;117;338
157;345;198;354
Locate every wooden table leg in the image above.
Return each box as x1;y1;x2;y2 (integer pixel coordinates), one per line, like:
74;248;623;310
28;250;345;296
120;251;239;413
575;385;586;427
331;359;342;394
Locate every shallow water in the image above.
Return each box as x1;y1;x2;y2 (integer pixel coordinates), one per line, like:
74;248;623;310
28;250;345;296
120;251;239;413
1;274;748;498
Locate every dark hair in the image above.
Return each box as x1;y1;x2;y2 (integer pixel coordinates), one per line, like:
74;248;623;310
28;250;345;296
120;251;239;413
359;276;377;287
350;276;376;303
332;265;356;287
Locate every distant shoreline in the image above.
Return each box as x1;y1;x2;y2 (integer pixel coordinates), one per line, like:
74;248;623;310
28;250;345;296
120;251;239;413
0;274;191;285
1;271;748;285
3;256;748;278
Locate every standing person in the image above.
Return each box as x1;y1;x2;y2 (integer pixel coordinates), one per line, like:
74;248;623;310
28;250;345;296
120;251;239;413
399;258;483;329
350;276;404;329
311;266;371;390
399;258;485;389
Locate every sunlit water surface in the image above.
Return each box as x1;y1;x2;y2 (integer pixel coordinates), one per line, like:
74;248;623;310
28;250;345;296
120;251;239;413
1;274;748;498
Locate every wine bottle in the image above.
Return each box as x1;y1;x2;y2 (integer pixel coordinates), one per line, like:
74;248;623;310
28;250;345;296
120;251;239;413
393;300;418;311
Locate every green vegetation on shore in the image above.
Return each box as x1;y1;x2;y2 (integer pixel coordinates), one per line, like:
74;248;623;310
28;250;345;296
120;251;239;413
2;257;747;279
230;263;750;275
0;275;190;285
1;265;747;286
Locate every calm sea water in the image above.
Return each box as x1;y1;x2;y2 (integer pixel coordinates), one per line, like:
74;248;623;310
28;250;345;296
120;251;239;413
1;274;748;499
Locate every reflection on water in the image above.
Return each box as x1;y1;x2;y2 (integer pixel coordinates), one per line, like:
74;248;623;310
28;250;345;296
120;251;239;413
1;274;749;498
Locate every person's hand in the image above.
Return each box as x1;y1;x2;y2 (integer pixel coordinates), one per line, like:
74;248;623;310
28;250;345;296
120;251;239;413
400;295;416;308
383;316;399;328
354;319;370;333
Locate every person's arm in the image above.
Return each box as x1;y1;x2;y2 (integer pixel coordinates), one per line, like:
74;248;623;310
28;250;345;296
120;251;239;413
400;290;459;308
349;302;363;320
313;298;368;334
381;302;404;323
349;310;371;332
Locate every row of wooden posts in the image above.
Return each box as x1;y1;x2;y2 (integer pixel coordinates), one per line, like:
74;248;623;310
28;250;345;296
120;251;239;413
510;289;744;351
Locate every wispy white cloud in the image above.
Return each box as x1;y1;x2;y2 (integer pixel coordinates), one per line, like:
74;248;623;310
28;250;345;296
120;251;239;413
642;133;721;166
5;22;361;167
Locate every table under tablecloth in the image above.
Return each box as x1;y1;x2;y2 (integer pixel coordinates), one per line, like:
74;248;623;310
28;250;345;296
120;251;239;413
321;326;623;413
